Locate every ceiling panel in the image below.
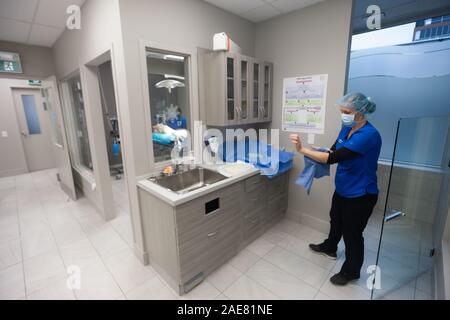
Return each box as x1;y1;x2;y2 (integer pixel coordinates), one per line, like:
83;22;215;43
0;0;86;47
34;0;86;28
204;0;324;23
270;0;324;13
28;24;64;47
204;0;262;14
0;18;31;43
241;4;283;23
0;0;39;22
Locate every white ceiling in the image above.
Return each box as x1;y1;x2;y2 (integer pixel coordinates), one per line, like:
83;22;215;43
204;0;325;22
0;0;85;47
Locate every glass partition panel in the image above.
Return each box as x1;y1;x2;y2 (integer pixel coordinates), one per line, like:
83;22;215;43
372;116;450;300
146;50;190;163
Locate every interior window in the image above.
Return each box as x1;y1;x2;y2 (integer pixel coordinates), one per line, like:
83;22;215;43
146;50;191;163
42;88;64;146
64;74;93;170
21;95;41;135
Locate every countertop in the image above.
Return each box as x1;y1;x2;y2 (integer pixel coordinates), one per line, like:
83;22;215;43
137;163;260;206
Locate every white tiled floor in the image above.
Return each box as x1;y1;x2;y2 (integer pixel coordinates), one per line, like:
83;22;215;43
0;169;433;300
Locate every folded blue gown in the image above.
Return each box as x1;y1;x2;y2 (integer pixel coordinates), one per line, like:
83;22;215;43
295;148;330;194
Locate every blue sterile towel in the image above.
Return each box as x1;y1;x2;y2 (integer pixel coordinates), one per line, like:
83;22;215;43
152;132;175;146
295;148;330;194
219;140;294;179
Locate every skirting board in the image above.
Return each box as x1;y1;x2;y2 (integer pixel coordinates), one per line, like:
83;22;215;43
286;208;385;236
286;208;330;234
0;168;28;178
133;243;149;266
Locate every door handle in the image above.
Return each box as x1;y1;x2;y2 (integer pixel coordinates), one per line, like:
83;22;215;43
385;211;406;222
21;131;28;137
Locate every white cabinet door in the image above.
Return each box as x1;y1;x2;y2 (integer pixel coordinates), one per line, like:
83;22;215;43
225;53;239;125
250;59;262;123
237;55;251;124
260;62;273;122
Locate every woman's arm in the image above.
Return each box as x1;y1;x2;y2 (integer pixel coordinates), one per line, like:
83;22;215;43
299;147;329;164
289;134;329;164
289;134;359;164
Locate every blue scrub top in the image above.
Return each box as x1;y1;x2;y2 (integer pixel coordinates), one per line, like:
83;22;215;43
334;122;382;198
167;115;187;130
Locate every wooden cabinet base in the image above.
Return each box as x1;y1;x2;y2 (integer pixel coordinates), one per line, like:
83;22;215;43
138;171;290;295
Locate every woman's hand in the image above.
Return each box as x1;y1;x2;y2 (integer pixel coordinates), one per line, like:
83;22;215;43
289;134;303;153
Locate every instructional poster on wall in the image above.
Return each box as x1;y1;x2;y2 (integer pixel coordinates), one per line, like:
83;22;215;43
282;74;328;134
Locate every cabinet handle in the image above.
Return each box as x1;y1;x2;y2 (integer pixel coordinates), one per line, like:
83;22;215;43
251;197;258;201
207;231;218;237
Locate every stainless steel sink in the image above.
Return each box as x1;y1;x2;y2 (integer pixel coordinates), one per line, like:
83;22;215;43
149;167;228;194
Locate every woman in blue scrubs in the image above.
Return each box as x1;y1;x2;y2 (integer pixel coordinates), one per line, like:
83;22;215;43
290;93;382;286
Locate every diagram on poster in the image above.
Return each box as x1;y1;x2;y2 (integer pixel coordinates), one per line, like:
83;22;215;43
282;74;328;134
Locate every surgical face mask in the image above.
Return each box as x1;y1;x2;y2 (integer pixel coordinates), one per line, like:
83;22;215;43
341;113;355;127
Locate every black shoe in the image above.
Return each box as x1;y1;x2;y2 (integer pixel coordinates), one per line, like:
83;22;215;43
309;243;337;260
330;272;360;286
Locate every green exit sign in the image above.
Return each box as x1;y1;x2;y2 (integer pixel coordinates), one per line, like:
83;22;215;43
28;80;42;86
0;51;22;74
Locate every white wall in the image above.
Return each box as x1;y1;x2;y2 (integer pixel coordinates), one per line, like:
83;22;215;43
52;0;256;263
52;0;123;222
254;0;354;232
0;42;56;177
115;0;256;263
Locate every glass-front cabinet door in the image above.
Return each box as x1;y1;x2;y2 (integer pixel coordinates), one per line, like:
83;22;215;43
226;53;238;125
238;56;250;123
251;60;261;122
260;62;272;122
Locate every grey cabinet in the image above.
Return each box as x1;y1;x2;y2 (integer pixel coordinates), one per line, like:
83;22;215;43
201;50;273;126
138;171;289;295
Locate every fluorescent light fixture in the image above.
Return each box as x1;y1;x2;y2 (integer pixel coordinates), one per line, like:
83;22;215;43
164;74;185;80
163;54;185;61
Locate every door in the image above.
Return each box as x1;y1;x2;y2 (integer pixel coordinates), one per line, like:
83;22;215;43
372;116;450;300
260;62;272;122
13;88;55;172
42;76;77;200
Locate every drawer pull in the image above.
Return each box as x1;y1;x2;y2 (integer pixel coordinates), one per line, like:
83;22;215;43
207;231;218;237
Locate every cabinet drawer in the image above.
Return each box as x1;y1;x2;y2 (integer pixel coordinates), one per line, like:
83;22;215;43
243;188;264;215
176;183;242;237
244;175;265;192
266;194;288;222
267;174;287;200
179;216;240;282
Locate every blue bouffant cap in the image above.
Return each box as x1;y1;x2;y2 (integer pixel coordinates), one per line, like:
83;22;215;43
337;92;376;115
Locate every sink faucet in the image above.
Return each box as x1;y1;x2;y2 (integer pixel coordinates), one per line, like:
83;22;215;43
161;163;190;177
